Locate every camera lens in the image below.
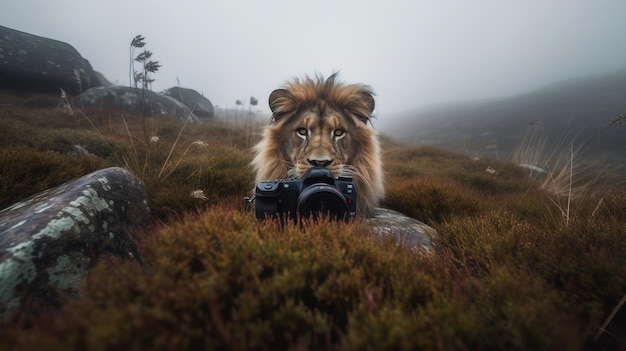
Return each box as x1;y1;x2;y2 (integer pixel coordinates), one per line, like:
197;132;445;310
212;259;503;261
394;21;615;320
297;184;348;221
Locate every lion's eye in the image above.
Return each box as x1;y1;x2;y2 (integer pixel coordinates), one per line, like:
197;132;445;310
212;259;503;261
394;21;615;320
296;127;308;138
333;129;345;138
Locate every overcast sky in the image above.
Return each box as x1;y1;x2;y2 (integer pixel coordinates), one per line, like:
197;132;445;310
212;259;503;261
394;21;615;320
2;0;626;119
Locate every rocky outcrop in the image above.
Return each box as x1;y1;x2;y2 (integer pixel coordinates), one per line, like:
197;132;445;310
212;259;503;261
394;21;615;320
94;71;114;88
368;208;437;253
0;167;151;317
79;86;200;123
0;25;103;95
163;87;214;118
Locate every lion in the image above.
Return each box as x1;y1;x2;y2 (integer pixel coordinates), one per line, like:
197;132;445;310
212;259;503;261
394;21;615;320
251;73;384;217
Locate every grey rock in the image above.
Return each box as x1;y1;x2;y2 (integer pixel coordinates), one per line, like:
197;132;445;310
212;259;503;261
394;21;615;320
71;144;92;157
94;71;114;88
368;208;437;253
0;167;151;317
0;25;102;95
79;86;200;123
163;86;214;118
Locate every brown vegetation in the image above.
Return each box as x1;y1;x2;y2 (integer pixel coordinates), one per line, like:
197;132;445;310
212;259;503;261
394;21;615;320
1;90;625;350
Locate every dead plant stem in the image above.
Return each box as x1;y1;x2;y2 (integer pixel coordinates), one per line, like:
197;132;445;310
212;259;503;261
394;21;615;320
595;293;626;341
566;141;573;226
156;109;195;180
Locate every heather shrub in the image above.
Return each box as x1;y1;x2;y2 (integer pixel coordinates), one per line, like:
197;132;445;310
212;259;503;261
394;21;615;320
0;146;109;209
450;161;532;195
384;145;470;179
22;94;60;108
3;205;612;350
2;208;434;350
592;190;626;222
146;148;253;219
383;177;480;223
0;91;58;109
0;90;258;219
0;104;120;158
436;207;626;341
1;88;626;349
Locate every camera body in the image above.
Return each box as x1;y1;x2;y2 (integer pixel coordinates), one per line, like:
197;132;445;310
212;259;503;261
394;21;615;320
255;167;357;222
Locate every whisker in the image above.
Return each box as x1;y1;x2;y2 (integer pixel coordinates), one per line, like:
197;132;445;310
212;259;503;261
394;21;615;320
340;165;363;179
287;168;298;178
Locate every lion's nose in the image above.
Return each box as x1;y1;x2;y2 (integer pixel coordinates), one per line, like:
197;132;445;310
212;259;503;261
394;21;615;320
307;158;332;168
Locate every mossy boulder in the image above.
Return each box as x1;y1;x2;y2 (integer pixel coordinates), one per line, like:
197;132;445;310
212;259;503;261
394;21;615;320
0;167;150;317
0;25;102;95
79;86;200;122
163;86;214;118
368;208;437;252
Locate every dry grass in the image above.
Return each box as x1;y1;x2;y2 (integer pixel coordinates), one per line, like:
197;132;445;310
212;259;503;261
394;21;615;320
513;123;626;226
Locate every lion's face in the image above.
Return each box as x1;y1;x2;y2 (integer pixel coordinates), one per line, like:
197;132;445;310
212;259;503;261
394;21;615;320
278;104;361;179
251;74;384;216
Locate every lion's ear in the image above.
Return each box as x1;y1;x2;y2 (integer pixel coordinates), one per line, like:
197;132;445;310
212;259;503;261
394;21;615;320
351;90;375;124
269;89;297;121
361;91;375;116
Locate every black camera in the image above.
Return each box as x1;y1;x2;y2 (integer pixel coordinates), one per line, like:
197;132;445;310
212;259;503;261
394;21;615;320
254;167;357;222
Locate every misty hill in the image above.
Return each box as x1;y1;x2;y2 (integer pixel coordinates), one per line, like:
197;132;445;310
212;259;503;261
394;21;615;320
382;69;626;161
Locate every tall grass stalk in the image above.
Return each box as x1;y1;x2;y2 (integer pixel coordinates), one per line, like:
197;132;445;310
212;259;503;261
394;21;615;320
566;142;573;225
156;110;195;181
116;109;206;184
546;141;574;226
513;121;622;226
565;142;574;226
59;89;108;146
73;69;84;110
120;114;144;177
62;86;204;185
595;293;626;341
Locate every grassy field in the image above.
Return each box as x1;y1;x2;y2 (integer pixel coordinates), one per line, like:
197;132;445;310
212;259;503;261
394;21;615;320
1;90;625;350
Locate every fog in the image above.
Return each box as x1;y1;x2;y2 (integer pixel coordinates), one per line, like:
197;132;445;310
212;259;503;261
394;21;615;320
2;0;626;122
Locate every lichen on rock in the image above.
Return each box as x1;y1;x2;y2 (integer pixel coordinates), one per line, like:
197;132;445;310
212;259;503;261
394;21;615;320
0;167;151;317
367;208;437;253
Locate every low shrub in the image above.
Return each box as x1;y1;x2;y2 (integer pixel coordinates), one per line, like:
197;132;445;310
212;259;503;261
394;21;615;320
383;176;481;223
0;146;109;210
146;148;253;219
2;208;434;350
1;89;625;349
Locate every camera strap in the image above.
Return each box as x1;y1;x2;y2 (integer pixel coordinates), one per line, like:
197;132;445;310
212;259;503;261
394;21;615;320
243;195;255;212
